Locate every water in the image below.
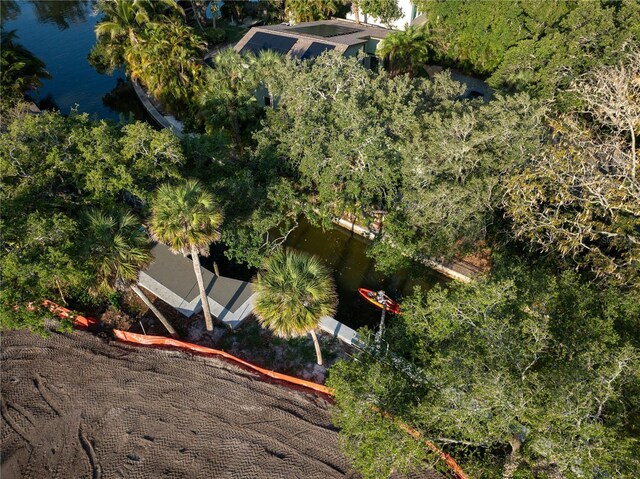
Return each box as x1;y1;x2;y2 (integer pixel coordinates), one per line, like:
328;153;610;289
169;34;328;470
2;0;446;330
209;218;446;330
284;219;445;329
1;0;146;121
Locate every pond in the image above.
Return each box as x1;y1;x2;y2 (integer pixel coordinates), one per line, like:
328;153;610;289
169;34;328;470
1;0;147;121
3;0;447;331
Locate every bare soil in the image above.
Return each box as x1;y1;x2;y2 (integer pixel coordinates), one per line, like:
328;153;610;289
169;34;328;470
122;290;352;384
1;329;353;479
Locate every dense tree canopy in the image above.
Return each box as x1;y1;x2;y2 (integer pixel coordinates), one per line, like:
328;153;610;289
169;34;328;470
412;0;640;108
0;110;184;331
329;266;640;478
284;0;342;23
250;52;545;269
505;48;639;285
90;0;204;114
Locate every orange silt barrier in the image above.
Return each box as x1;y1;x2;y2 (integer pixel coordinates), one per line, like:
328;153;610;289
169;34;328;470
41;300;99;329
112;329;334;396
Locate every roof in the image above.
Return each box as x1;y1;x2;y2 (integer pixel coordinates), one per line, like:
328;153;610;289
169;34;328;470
235;19;391;59
142;243;254;314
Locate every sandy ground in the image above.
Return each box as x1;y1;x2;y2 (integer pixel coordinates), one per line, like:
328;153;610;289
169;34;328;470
1;329;353;479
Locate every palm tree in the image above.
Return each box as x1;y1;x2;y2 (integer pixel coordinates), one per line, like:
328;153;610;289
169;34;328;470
126;19;206;113
198;49;260;149
253;249;337;365
377;25;431;77
95;0;179;44
150;180;224;332
285;0;341;23
84;207;178;337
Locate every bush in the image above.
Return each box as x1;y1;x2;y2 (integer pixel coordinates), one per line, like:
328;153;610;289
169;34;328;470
203;27;226;45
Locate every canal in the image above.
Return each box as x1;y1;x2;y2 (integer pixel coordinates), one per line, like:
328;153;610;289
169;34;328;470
4;0;447;331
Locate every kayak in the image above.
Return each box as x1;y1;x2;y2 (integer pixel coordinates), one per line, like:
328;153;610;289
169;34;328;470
358;288;402;314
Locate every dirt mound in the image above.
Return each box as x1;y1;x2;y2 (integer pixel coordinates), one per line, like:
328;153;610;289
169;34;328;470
1;330;352;479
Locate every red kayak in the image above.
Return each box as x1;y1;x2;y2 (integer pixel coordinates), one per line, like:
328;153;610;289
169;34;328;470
358;288;402;314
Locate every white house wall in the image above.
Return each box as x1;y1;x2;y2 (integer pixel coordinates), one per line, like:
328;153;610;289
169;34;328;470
345;0;417;30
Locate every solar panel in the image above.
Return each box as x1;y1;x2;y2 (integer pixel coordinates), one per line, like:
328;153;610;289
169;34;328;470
288;24;363;38
239;32;297;55
301;42;335;60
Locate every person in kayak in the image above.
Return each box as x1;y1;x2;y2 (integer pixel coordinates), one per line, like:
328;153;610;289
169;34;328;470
376;290;387;306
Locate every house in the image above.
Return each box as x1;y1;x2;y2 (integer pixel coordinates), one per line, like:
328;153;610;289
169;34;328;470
344;0;421;30
234;19;391;106
235;19;390;63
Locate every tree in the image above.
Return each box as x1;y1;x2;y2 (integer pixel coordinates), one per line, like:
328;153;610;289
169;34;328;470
83;208;178;337
253;249;337;365
95;0;178;44
197;49;261;148
0;110;185;332
125;18;206;113
150;180;224;332
359;0;402;27
504;48;640;285
253;52;412;221
377;25;431;77
284;0;342;23
90;0;182;74
383;89;545;262
411;0;639;109
328;267;640;478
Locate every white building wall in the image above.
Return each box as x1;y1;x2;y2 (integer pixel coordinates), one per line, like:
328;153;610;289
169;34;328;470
344;0;417;30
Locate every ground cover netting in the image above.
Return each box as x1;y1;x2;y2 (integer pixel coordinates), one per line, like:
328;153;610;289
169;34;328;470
0;329;352;479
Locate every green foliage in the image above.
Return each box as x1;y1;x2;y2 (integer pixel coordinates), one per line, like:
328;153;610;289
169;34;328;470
253;249;337;338
284;0;342;22
254;52;412;219
83;207;152;295
359;0;402;26
254;52;545;263
377;25;431;77
0;30;51;109
413;0;639;109
392;91;545;259
126;19;206;113
196;49;263;147
91;0;203;114
0;110;184;331
150;179;224;254
202;26;226;44
504;49;639;286
328;267;640;478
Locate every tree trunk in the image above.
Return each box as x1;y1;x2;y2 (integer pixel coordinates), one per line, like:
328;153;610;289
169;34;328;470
130;284;178;338
191;245;214;331
502;438;522;479
309;329;323;365
353;2;360;24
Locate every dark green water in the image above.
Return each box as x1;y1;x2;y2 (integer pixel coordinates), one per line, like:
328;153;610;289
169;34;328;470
1;0;146;121
284;219;445;329
211;218;445;330
2;0;446;330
